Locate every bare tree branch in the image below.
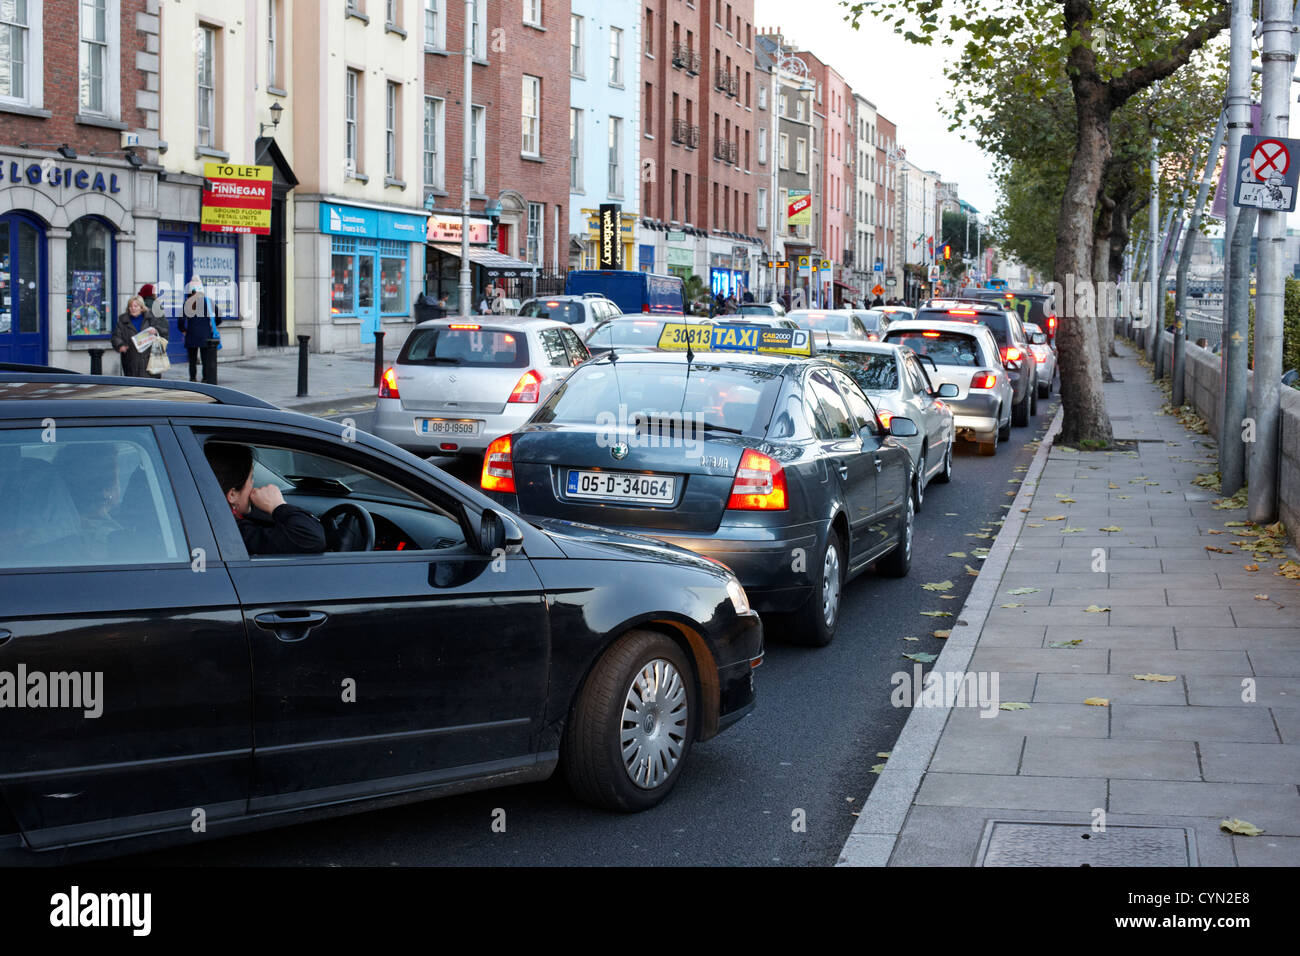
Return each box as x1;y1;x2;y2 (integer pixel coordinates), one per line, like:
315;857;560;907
1107;3;1231;109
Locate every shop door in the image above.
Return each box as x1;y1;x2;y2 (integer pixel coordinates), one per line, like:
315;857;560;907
0;214;46;366
358;252;380;344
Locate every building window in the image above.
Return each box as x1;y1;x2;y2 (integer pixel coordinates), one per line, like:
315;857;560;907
608;116;622;198
386;81;399;178
757;187;767;229
424;0;444;48
757;84;766;110
644;7;652;55
0;0;35;104
471;105;485;192
570;107;582;190
757;126;767;165
471;0;485;58
796;137;807;173
779;133;788;170
795;95;805;121
424;96;443;188
79;0;108;113
267;0;278;87
609;27;623;86
386;0;397;27
684;173;691;222
196;25;216;147
66;217;113;339
670;168;678;221
526;202;543;264
345;69;360;172
521;75;540;157
523;0;541;27
570;14;583;76
644;82;653;132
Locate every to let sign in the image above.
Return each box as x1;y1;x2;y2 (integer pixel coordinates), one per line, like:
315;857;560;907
1233;135;1300;212
201;164;273;234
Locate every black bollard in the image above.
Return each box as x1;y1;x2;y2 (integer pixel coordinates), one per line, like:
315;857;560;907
87;348;105;375
297;335;311;397
201;341;219;385
372;330;386;388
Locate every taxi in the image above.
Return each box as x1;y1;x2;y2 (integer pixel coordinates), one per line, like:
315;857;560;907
480;321;917;647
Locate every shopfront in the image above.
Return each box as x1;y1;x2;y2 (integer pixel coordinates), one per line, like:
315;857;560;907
322;203;426;345
423;215;537;312
0;148;156;370
155;223;240;363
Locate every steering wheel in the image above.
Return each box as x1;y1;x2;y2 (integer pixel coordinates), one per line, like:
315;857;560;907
319;502;375;553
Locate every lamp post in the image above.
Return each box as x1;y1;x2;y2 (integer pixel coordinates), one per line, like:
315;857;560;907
459;0;475;317
766;40;812;303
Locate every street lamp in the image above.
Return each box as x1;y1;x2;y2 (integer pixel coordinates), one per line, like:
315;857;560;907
765;40;813;303
259;101;283;137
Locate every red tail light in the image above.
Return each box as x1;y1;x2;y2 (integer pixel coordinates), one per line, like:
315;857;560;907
508;369;542;403
1048;316;1057;330
449;323;481;330
379;366;400;398
481;435;516;493
1002;346;1022;365
867;332;879;341
971;372;998;389
877;409;893;430
727;448;788;511
948;309;978;316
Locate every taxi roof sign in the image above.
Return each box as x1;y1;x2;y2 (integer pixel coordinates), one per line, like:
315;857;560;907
656;322;814;357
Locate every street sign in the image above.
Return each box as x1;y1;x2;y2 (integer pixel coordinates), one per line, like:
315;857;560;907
874;258;884;272
1233;134;1300;212
667;229;686;242
928;264;940;281
885;276;897;287
871;283;884;297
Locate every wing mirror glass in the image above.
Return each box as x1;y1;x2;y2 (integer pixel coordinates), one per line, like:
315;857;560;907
889;416;919;438
936;383;959;398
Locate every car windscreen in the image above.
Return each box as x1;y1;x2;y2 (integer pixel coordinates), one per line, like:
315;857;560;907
533;362;783;435
887;331;982;367
585;319;668;350
519;300;585;324
1004;294;1053;329
398;327;529;367
790;312;848;332
738;304;773;315
825;351;898;391
918;309;1009;347
855;311;884;330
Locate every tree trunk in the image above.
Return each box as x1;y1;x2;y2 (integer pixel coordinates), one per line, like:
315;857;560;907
1054;80;1115;446
1093;192;1117;383
1109;200;1139;355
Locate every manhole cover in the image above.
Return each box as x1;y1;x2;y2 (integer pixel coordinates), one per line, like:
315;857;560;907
975;821;1197;866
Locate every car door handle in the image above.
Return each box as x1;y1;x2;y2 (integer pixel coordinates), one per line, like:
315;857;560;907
253;610;329;643
837;463;849;479
873;457;883;473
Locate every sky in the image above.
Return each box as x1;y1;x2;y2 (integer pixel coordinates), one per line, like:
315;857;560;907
753;0;999;220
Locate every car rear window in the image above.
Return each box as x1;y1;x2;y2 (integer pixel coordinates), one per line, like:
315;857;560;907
585;319;669;350
919;309;1010;347
519;300;585;325
824;350;898;391
399;327;529;368
887;331;982;367
789;312;848;333
534;362;783;435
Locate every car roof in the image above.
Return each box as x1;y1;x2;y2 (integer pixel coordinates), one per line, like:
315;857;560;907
412;316;572;332
0;372;280;413
522;293;611;302
818;340;901;357
884;318;998;339
586;350;804;374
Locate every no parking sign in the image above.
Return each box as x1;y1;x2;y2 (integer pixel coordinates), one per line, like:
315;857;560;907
1234;134;1300;211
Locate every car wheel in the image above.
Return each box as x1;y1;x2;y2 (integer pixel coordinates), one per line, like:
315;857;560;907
1012;383;1031;427
782;530;845;647
912;450;926;512
933;440;953;483
979;427;998;456
562;629;695;812
1038;371;1052;398
879;491;913;577
1030;380;1039;416
998;405;1012;442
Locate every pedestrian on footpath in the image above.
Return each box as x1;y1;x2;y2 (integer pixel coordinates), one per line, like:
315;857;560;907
111;295;168;377
179;278;222;384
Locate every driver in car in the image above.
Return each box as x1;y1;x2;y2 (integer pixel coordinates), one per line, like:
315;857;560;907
204;443;327;555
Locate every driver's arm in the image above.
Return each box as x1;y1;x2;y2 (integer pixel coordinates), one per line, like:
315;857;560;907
240;485;328;555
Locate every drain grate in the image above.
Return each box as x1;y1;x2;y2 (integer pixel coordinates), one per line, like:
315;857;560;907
975;820;1197;867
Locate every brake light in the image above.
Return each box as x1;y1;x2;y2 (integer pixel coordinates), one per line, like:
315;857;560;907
877;409;893;429
378;366;400;398
948;309;978;316
449;323;481;330
1002;346;1022;364
481;435;516;493
867;332;879;341
971;372;998;389
727;448;788;511
1048;315;1057;330
922;331;941;338
508;369;542;403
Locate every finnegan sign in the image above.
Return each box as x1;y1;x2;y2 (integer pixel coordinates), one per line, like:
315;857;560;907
200;163;273;235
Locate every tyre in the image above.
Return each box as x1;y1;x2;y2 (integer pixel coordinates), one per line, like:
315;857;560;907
562;629;695;812
979;428;998;456
1012;382;1031;426
878;491;913;577
1030;378;1039;416
1038;370;1053;398
998;406;1012;442
933;440;953;483
912;450;926;512
781;529;845;647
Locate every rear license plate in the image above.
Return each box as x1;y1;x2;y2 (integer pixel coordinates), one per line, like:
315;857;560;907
417;418;481;436
566;469;676;503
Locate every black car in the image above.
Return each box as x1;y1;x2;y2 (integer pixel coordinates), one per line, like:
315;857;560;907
480;330;917;648
919;299;1038;428
964;288;1058;347
0;373;762;861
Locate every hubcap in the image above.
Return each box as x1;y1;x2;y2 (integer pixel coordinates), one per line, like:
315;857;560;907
904;497;914;559
822;541;841;627
621;659;689;790
915;453;925;505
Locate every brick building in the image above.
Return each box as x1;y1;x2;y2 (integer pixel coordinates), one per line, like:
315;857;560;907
876;112;901;299
0;0;162;368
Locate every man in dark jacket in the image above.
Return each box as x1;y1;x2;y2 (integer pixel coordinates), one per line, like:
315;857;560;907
179;279;222;383
204;443;326;556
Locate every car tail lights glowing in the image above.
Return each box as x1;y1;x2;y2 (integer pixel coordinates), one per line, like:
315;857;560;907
970;372;998;389
378;367;400;398
727;448;788;511
481;435;516;493
508;369;542;403
448;323;481;330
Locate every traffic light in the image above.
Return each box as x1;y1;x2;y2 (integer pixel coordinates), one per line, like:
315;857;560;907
943;244;951;261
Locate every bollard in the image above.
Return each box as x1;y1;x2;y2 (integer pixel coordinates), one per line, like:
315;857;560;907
297;335;311;397
201;341;219;385
373;330;386;388
87;348;105;375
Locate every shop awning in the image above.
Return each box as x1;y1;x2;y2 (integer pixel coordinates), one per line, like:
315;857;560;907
429;243;536;272
833;279;861;293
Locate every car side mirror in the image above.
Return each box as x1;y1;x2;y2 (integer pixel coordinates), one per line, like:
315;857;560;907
1032;333;1047;344
478;508;524;556
936;382;959;398
889;416;919;438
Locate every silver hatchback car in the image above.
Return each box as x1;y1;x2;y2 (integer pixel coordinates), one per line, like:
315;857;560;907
372;317;590;458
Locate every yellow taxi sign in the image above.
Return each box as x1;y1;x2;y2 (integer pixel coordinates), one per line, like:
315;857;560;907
656;322;813;357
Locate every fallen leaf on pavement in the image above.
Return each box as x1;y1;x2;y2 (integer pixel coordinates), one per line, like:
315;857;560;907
869;763;885;774
998;702;1031;711
877;752;891;758
939;595;957;600
947;551;967;558
1245;564;1260;572
933;630;951;639
1133;673;1177;682
1083;697;1109;706
902;652;938;663
1116;494;1131;499
964;564;980;576
1220;818;1264;837
1056;495;1077;503
1007;587;1041;595
1255;594;1269;601
1000;603;1024;608
1108;483;1119;489
1083;605;1110;613
1099;526;1123;533
1062;526;1084;533
921;580;954;591
1044;515;1066;521
903;636;919;641
1205;546;1234;554
1207;529;1225;534
920;610;953;617
1048;639;1083;647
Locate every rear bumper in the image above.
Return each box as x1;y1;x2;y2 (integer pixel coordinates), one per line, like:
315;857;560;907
372;398;529;455
949;393;1002;441
654;527;821;614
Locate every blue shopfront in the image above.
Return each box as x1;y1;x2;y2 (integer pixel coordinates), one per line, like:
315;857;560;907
155;223;241;363
321;203;425;344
